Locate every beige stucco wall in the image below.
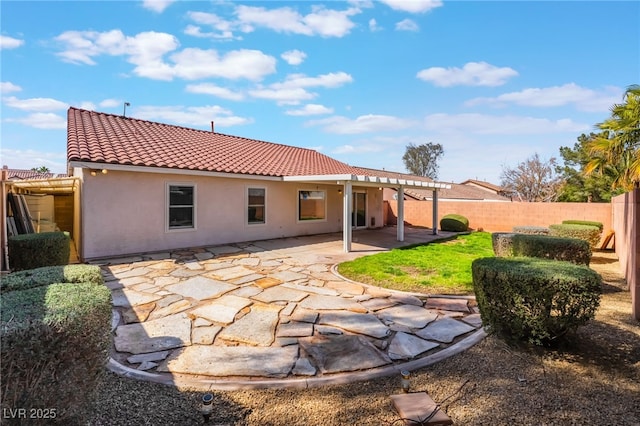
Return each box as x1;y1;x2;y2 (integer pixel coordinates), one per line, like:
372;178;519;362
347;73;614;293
78;169;384;259
612;189;639;320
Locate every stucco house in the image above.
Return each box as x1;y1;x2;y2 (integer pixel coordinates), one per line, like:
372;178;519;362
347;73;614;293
66;107;449;260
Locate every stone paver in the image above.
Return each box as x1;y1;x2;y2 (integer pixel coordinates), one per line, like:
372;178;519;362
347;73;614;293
105;229;485;387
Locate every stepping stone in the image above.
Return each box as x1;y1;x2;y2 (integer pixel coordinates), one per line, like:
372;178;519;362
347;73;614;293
425;297;470;313
280;302;297;317
170;269;202;278
114;313;191;354
206;245;242;255
106;256;144;266
138;361;158;371
315;325;343;335
252;286;309;303
145;253;172;261
277;321;314;338
360;297;398;311
387;332;439;360
183;261;204;271
416;317;476;343
203;261;234;271
461;313;482;328
189;295;252;325
119;276;150;287
318;311;390;338
290;308;319;324
300;294;366;313
165;276;234;300
112;289;162;308
218;304;282;346
112;266;152;279
158;345;298;378
131;282;158;292
307;264;329;272
192;325;221;345
389;294;424;306
121;301;156;323
326;281;364;295
153;276;181;287
194;252;214;261
104;280;123;290
231;273;264;285
127;350;170;364
255;276;283;289
299;335;391;374
377;305;438;329
148;299;193;320
211;265;256;280
269;270;308;282
260;260;283;267
230;285;263;298
292;357;317;376
234;257;260;266
111;310;121;331
283;283;339;296
193;317;212;327
154;294;183;309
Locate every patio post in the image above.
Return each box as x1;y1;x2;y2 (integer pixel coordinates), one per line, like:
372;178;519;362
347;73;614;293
343;181;352;252
397;185;404;242
432;189;438;235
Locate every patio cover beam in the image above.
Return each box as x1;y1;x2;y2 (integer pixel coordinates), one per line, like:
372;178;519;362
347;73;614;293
397;185;405;242
343;181;352;252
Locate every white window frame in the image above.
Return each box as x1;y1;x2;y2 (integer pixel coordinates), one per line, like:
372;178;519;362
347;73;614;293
297;189;327;223
246;186;266;225
166;182;197;232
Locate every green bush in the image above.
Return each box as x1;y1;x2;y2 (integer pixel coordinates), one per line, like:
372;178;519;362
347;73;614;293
512;234;591;265
512;226;549;235
1;278;111;424
549;223;602;247
472;257;601;345
8;232;70;271
440;214;469;232
0;264;103;294
562;220;603;231
491;232;515;257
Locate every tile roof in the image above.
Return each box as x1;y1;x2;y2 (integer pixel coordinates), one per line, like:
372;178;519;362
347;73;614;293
2;167;67;180
402;183;511;201
67;107;359;177
459;179;505;193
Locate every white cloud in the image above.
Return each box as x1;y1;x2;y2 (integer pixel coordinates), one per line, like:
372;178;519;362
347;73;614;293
0;82;22;94
3;96;68;112
5;113;67;129
285;104;334;116
281;49;307;65
99;99;121;108
417;61;518;87
78;101;96;110
380;0;443;13
369;18;382;32
170;48;276;81
0;148;67;173
0;35;24;49
307;114;415;134
249;87;316;105
235;4;360;38
274;72;354;89
185;11;237;40
135;105;252;128
332;143;385;154
141;0;176;13
424;113;589;135
248;71;353;105
396;19;419;32
186;83;245;101
465;83;623;113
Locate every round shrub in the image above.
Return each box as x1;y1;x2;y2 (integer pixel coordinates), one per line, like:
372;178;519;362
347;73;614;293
512;234;591;265
549;223;602;247
0;264;103;294
440;214;469;232
512;226;549;235
8;231;70;271
562;220;603;231
472;257;601;345
491;232;515;257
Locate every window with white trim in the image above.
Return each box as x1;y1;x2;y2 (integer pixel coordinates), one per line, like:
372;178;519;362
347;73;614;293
167;184;195;229
298;190;326;221
247;187;266;224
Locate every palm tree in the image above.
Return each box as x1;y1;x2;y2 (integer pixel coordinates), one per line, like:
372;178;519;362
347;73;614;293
585;84;640;191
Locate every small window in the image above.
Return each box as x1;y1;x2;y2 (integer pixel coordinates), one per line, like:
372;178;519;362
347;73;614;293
298;190;326;221
248;187;265;224
168;184;195;229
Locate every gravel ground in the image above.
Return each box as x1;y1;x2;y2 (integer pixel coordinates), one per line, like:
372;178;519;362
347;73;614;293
88;251;639;426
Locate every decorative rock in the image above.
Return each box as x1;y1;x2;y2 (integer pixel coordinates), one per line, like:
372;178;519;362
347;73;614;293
127;351;170;364
416;317;476;343
218;304;282;346
189;295;252;325
376;305;438;329
165;276;234;300
292;357;317;376
157;345;298;378
425;297;470;313
299;335;391;374
192;325;221;345
318;311;390;338
388;332;439;360
114;313;191;354
112;289;162;308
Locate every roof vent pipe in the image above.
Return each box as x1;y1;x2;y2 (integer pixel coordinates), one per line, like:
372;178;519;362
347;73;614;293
211;121;215;133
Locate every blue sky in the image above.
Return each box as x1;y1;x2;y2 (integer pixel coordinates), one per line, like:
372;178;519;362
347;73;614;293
1;1;638;183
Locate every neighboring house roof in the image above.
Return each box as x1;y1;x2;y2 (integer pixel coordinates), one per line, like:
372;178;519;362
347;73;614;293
2;166;67;180
68;107;365;178
396;183;511;201
460;179;505;194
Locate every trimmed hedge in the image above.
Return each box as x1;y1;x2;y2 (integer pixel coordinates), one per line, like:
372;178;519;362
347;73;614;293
440;214;469;232
472;257;601;345
512;226;549;235
549;223;602;247
491;232;515;257
562;220;603;231
8;231;70;271
0;264;103;294
0;266;111;425
512;234;591;265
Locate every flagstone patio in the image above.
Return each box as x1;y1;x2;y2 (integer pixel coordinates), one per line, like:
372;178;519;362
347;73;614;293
98;227;487;390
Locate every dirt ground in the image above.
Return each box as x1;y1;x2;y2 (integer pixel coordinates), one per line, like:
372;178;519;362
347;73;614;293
88;251;639;426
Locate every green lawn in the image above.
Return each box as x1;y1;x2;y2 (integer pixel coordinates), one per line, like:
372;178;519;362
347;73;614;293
338;232;494;295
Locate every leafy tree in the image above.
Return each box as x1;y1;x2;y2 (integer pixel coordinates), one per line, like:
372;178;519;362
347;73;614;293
402;142;444;178
557;133;623;202
500;153;561;202
585;84;640;191
31;166;51;173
